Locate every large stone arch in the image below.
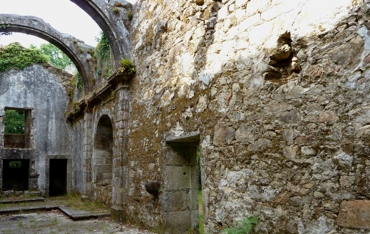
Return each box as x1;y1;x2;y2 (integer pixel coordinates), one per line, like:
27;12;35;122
71;0;132;66
0;14;96;92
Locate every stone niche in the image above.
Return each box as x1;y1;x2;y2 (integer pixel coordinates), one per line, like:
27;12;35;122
92;114;114;206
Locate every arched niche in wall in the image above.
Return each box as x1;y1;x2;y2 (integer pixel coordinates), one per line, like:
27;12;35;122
93;114;113;205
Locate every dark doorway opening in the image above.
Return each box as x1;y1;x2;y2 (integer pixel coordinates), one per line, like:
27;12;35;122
2;159;29;191
49;159;67;197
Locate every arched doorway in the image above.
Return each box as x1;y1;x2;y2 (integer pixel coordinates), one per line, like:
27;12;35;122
93;115;113;205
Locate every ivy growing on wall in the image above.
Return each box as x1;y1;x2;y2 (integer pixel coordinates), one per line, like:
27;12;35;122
95;32;112;77
95;32;110;61
0;42;48;72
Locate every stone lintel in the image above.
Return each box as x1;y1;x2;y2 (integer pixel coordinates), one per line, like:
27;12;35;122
166;131;200;143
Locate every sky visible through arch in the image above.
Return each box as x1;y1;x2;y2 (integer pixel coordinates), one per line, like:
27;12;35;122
0;0;137;47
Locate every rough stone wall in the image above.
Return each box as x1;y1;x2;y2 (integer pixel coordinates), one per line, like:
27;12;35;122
0;65;72;195
71;120;84;193
127;0;370;232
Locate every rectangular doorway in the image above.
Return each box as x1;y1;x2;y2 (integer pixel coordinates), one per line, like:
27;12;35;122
49;159;67;197
2;159;29;191
163;133;202;233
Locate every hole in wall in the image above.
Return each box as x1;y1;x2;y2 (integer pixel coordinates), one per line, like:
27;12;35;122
4;108;32;148
263;32;301;86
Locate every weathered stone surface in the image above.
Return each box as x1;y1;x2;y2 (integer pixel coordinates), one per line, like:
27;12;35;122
213;122;235;146
318;111;339;123
295;135;316;145
6;0;370;233
301;146;317;156
235;124;255;144
338;200;370;229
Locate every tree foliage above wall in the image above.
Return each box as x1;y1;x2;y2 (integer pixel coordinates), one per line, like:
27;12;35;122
95;31;112;77
0;42;48;72
4;109;25;134
95;31;110;61
37;43;73;70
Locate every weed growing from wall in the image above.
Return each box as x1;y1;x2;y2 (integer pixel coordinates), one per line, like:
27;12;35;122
0;43;47;72
127;11;134;21
113;7;120;14
119;58;136;74
222;216;258;234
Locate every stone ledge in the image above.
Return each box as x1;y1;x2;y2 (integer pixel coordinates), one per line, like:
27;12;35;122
0;197;44;204
66;69;134;123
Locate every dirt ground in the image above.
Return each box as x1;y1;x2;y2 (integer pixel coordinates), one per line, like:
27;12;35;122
0;211;154;234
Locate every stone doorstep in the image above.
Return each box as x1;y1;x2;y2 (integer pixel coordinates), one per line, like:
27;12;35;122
0;205;110;221
0;197;44;204
58;207;110;221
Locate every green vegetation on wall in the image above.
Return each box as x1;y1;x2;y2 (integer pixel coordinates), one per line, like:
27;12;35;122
222;216;258;234
119;58;136;74
75;72;83;91
0;43;47;72
95;31;112;77
95;32;110;61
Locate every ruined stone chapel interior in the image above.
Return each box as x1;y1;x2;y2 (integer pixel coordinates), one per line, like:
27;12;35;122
1;0;370;233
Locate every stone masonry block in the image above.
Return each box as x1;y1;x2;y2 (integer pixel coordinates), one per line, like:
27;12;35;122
338;200;370;229
163;166;191;190
164;147;187;166
164;145;197;166
189;188;199;210
164;210;192;234
160;190;188;212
